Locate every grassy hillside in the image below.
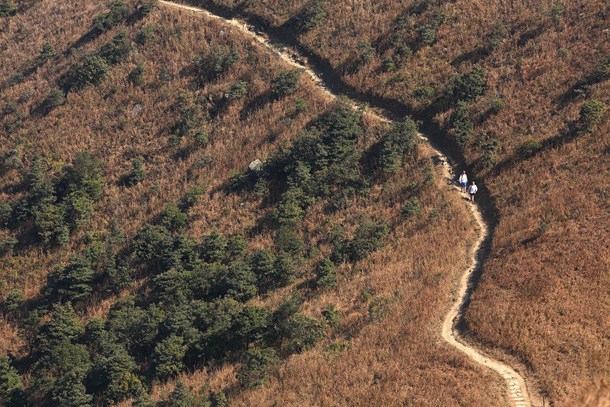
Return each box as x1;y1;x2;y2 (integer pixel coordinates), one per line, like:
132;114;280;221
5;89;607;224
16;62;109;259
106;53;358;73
177;0;610;404
0;0;506;406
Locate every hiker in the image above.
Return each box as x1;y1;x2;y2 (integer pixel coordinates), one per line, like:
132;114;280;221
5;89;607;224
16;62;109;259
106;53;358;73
459;171;468;193
467;181;478;203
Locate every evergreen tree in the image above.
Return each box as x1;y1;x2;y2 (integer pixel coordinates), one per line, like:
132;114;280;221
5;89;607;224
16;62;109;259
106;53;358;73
162;382;193;407
0;356;23;404
152;335;187;381
51;369;92;407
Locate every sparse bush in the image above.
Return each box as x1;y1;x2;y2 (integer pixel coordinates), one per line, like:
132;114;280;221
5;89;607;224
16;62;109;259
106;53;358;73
40;88;65;114
197;46;240;79
92;1;131;32
271;69;301;99
128;64;145;86
412;85;435;99
579;100;606;132
448;66;487;104
226;81;248;99
136;24;156;45
236;347;279;388
549;2;564;24
402;197;421;220
322;303;341;326
369;296;395;323
514;139;542;158
126;159;145;186
450;101;474;143
416;24;436;45
355;40;375;67
1;237;18;256
36;43;57;64
279;313;327;353
99;30;132;65
595;57;610;80
138;0;158;16
484;21;508;53
290;0;326;33
295;98;307;114
0;0;16;17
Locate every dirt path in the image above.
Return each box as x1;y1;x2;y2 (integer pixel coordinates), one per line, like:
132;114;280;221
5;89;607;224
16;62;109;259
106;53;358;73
159;1;538;405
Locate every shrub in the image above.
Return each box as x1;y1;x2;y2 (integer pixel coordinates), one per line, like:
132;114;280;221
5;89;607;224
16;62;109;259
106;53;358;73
322;303;341;326
198;46;240;79
40;88;65;114
595;56;610;80
0;356;22;404
484;21;508;53
316;258;336;289
0;0;16;17
356;41;375;67
271;69;302;99
36;43;57;64
377;118;418;173
136;24;156;45
402;197;421;220
416;24;436;45
579;100;606;132
128;64;145;86
236;347;279;388
92;1;131;32
279;313;327;353
450;101;474;143
514;139;542;158
1;237;18;256
295;98;307;114
549;2;564;24
202;230;227;263
138;0;157;16
369;296;395;323
161;381;193;407
4;289;23;312
126;159;145;186
58;254;95;302
99;31;132;65
448;66;487;104
274;226;304;256
226;81;248;99
290;0;326;33
71;55;109;90
412;85;436;99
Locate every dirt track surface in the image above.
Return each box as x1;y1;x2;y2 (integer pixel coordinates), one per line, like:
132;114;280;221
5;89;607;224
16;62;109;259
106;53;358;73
159;1;539;405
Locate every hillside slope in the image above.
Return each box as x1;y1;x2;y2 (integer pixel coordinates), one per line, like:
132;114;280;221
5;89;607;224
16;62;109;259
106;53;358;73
0;0;507;406
173;0;610;404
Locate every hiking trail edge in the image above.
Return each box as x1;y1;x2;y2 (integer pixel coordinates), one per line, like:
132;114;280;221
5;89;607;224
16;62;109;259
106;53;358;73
159;1;541;405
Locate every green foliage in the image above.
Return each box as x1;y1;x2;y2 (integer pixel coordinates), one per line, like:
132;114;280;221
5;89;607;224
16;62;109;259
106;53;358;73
61;151;104;201
401;197;421;220
128;64;145;86
232;306;272;347
290;0;326;33
92;1;131;32
412;85;435;99
71;55;109;90
331;219;388;263
0;357;22;403
1;236;18;256
279;313;327;353
595;56;610;80
549;2;564;24
35;303;83;354
322;303;341;326
153;335;187;381
356;40;375;67
161;203;188;231
89;340;139;403
133;224;172;263
180;184;206;209
225;236;248;261
0;0;16;17
447;66;487;104
316;258;336;289
378;118;418;173
4;289;23;312
236;347;279;388
271;69;302;99
127;159;146;186
274;226;304;256
58;254;95;302
162;382;193;407
226;80;248;99
40;88;65;114
484;21;508;53
99;30;132;65
449;101;474;143
368;296;395;323
138;0;158;16
579;100;606;132
197;46;240;79
514;139;542;158
295;98;308;114
416;24;436;45
136;24;156;45
51;368;92;407
202;230;227;263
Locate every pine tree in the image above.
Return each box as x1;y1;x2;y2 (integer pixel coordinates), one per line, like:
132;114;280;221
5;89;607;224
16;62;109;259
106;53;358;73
51;369;92;407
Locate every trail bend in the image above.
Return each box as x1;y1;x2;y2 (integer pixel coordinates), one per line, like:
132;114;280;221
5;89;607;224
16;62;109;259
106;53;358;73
159;1;540;405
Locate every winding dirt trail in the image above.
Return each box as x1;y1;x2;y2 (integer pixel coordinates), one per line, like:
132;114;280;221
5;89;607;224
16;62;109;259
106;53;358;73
159;1;539;405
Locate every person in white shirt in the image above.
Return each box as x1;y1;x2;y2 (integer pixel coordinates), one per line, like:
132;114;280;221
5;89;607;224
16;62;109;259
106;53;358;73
467;181;478;203
459;171;468;193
